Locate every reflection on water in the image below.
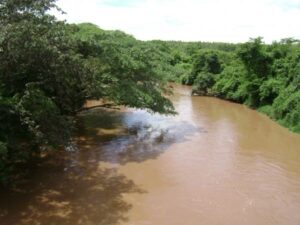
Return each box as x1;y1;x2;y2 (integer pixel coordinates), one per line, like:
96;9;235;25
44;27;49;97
0;155;145;225
1;84;300;225
77;108;202;165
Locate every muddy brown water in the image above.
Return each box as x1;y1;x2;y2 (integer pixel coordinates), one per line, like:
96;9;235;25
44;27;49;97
1;85;300;225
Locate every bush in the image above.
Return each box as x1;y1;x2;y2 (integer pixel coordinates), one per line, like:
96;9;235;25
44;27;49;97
192;72;215;95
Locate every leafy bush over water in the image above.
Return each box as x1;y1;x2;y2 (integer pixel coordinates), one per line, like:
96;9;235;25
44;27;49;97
0;0;175;184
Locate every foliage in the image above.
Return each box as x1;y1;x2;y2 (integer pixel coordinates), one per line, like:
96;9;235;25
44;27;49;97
236;37;272;77
212;61;247;102
188;37;300;133
192;72;215;95
0;1;175;184
72;23;175;114
272;86;300;132
187;50;222;86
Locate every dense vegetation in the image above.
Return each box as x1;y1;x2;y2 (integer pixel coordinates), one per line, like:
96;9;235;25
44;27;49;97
0;0;299;184
189;38;300;133
0;0;175;184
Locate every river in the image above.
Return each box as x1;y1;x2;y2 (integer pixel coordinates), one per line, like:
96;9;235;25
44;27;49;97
1;84;300;225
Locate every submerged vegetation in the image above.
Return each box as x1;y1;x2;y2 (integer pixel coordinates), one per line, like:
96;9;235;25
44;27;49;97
0;0;299;184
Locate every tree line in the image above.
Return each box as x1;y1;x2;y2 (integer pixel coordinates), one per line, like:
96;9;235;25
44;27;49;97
182;38;300;134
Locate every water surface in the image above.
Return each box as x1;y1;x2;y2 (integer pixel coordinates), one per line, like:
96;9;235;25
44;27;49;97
1;84;300;225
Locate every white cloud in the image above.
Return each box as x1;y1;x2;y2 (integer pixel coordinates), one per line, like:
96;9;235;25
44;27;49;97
54;0;300;43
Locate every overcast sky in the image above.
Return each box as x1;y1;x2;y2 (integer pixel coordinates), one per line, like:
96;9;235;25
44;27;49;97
55;0;300;43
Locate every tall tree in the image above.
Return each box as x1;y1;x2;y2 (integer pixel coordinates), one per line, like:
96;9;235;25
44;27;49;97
0;1;176;184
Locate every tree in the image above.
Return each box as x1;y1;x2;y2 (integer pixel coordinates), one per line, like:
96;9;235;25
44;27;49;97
72;23;175;114
187;50;222;85
192;72;215;95
237;37;272;77
0;1;176;184
0;0;91;183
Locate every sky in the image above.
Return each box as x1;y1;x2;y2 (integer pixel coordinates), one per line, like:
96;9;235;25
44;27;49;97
54;0;300;43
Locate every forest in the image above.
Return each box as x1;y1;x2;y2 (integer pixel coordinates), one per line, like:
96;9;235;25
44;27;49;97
1;0;300;184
